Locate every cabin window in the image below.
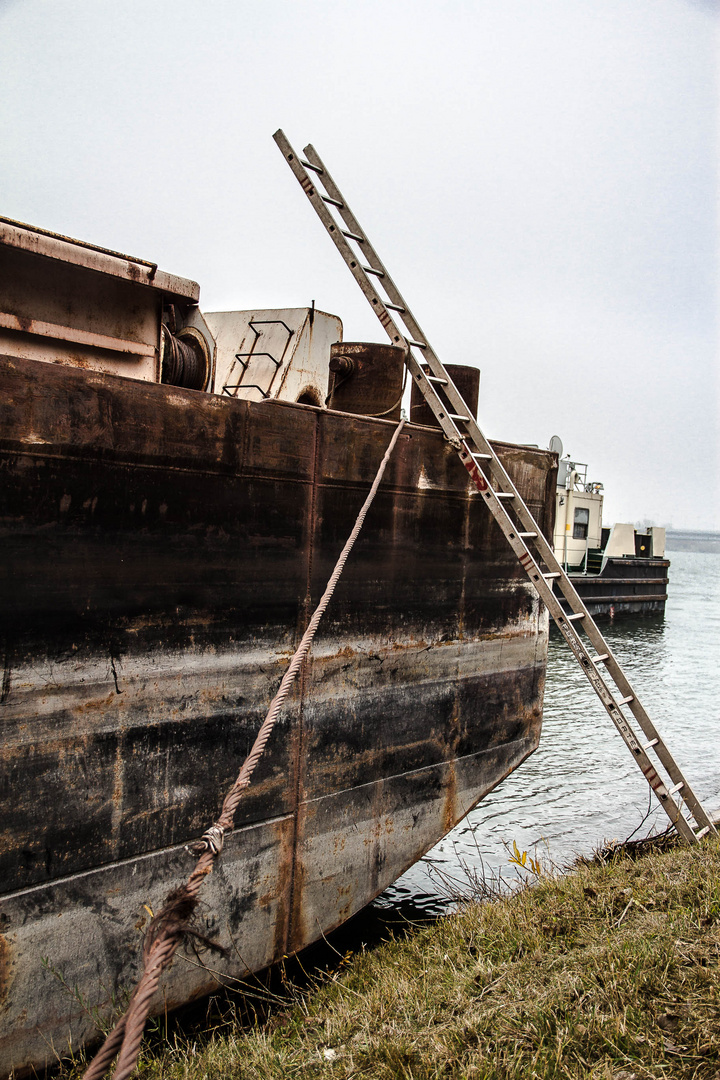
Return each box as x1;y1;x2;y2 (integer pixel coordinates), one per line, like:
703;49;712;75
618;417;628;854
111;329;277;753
573;507;590;540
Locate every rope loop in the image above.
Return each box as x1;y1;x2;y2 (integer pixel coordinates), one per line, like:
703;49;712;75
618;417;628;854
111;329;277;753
188;823;226;856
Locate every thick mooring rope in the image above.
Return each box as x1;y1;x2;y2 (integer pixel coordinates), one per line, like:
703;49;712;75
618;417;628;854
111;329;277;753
83;418;406;1080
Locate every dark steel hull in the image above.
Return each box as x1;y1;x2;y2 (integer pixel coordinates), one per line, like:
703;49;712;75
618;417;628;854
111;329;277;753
561;558;669;617
0;355;556;1076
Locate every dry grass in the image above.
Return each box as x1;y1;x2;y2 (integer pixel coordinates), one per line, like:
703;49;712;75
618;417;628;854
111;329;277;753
57;835;720;1079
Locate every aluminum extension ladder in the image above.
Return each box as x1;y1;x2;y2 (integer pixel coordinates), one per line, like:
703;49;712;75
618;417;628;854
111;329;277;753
274;129;716;844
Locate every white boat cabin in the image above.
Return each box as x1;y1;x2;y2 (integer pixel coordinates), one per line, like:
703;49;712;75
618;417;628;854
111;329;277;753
551;449;665;573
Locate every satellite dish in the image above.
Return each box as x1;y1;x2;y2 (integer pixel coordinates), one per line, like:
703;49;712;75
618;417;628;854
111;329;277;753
549;435;563;457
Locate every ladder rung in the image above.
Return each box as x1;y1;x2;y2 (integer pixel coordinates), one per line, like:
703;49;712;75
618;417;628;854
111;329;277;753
322;194;344;208
472;452;492;460
448;414;469;423
567;612;585;621
518;531;537;538
362;265;384;277
593;653;610;664
617;696;634;706
408;340;427;349
301;159;323;173
668;781;684;796
385;302;406;312
696;826;710;839
643;738;659;750
426;375;448;385
543;572;561;579
341;229;364;242
495;492;515;500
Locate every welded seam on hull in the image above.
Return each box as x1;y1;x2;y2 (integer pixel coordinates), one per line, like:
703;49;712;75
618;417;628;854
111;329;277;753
281;736;541;947
284;409;322;954
292;734;540;811
0;450;496;508
1;737;539;907
1;632;544;690
0;447;503;500
0;812;295;905
0;448;316;484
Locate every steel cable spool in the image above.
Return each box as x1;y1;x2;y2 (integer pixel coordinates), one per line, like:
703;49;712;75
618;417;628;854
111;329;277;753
160;325;209;391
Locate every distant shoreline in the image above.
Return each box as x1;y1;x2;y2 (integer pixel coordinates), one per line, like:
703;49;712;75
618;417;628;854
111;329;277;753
665;530;720;554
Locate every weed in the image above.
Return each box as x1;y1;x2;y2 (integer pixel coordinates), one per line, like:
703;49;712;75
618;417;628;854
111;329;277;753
506;838;545;878
52;834;720;1080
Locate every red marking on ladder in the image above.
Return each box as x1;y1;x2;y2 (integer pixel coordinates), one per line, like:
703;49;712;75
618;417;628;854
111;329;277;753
640;762;664;792
519;553;533;570
301;177;314;194
462;459;488;492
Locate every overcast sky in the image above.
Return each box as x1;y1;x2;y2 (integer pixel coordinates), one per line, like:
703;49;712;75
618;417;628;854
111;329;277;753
1;0;717;528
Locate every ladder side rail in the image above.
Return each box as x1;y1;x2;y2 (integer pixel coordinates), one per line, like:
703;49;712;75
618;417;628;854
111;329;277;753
302;143;438;349
302;142;520;432
459;470;698;841
398;369;706;838
273;131;409;349
279;137;494;449
277;138;518;473
384;309;712;831
595;658;714;828
444;412;671;690
450;418;714;830
551;577;712;826
554;615;711;824
274;138;487;458
483;472;715;826
302;143;371;249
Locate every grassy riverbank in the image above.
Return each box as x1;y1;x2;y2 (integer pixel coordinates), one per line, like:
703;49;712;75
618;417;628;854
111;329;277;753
64;835;720;1079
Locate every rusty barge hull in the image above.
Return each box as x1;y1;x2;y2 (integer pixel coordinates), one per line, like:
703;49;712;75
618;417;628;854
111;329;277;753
0;355;556;1076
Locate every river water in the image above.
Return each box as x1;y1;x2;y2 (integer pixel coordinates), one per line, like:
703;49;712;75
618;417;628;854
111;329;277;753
380;548;720;912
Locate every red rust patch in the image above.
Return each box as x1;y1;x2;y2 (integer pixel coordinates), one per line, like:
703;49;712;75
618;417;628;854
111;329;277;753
442;761;458;836
0;934;12;1008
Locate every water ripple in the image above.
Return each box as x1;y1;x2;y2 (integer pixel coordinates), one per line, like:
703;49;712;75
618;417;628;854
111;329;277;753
380;550;720;913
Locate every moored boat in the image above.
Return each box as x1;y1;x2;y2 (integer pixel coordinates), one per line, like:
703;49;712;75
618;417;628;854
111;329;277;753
549;437;669;617
0;216;556;1077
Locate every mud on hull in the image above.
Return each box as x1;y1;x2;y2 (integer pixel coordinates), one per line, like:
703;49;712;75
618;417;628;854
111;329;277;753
0;356;556;1076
